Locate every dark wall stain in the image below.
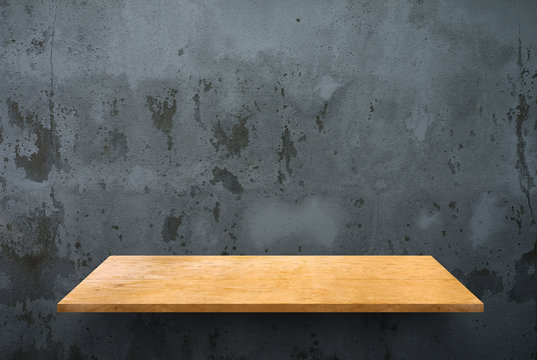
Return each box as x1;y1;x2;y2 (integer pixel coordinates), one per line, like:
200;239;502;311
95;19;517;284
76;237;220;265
447;158;460;175
211;115;249;156
452;268;504;299
517;36;523;67
509;240;537;304
192;92;205;129
278;125;297;174
190;185;201;197
315;102;328;132
213;201;220;222
367;99;377;120
210;167;243;195
109;97;124;117
513;94;534;221
146;89;177;150
200;78;212;92
7;98;26;128
354;197;364;207
509;240;537;331
7;99;66;182
103;130;129;160
27;37;46;55
161;211;183;242
0;203;74;306
277;169;286;184
510;37;536;223
507;204;525;233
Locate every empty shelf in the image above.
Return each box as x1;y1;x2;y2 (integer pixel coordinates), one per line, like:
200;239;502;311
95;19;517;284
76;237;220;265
57;255;483;313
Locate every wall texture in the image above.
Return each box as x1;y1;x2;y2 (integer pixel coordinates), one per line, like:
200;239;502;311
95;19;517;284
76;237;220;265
1;0;536;358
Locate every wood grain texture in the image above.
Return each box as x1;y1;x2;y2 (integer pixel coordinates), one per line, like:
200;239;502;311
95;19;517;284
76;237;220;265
57;256;483;313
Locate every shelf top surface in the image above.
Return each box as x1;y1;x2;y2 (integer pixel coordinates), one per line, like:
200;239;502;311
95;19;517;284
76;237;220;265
57;255;483;313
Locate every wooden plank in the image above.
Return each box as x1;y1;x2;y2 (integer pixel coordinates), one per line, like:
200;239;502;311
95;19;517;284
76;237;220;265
57;256;483;313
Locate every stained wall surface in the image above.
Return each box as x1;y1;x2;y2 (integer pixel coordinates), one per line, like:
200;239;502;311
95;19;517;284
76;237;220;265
1;0;536;359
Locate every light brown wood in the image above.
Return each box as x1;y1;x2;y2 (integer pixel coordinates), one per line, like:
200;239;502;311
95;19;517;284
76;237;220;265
57;256;483;313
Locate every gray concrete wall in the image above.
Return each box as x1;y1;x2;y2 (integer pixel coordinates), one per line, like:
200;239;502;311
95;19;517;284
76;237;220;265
1;0;536;358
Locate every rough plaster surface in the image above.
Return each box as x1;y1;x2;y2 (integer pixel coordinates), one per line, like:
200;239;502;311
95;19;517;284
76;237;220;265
1;0;536;358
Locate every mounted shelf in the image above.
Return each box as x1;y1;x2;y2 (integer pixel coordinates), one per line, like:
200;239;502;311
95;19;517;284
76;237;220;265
57;255;483;313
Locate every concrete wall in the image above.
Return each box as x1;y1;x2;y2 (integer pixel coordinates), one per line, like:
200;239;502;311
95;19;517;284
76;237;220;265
1;0;536;358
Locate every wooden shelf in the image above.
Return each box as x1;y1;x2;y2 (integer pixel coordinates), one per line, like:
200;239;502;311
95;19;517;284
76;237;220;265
57;256;483;313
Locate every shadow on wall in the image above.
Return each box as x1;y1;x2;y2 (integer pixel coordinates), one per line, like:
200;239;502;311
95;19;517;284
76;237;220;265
17;313;485;359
